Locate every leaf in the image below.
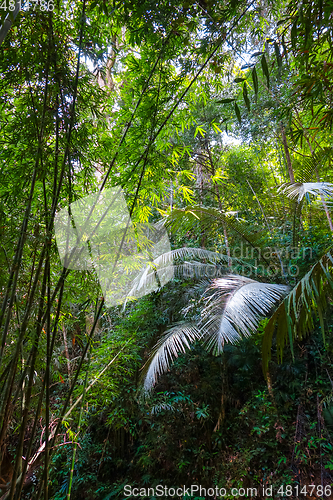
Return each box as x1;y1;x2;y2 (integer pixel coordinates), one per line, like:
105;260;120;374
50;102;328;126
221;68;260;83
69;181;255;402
261;54;270;88
178;185;195;202
251;51;264;57
262;249;333;375
234;102;241;124
217;98;235;104
162;206;269;264
278;182;333;202
243;83;250;112
291;20;297;50
200;276;289;354
212;122;222;133
194;125;206;138
234;77;245;83
141;322;201;392
124;246;231;304
141;276;289;391
252;66;258;98
274;42;282;71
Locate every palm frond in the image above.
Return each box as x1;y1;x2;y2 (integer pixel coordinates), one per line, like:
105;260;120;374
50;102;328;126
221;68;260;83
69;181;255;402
124;248;230;306
297;147;333;182
161;206;270;263
153;246;231;265
141;275;289;392
173;262;227;279
141;322;201;392
200;276;290;354
278;182;333;202
262;248;333;375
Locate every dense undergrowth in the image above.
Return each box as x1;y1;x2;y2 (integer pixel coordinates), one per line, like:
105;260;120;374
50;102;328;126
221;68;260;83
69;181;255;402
18;293;333;499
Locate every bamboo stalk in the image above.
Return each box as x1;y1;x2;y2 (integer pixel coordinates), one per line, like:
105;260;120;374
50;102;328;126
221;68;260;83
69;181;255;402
8;264;49;500
67;346;91;499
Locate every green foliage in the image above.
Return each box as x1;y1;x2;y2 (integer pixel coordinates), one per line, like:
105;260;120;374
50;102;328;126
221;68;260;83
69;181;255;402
1;0;333;498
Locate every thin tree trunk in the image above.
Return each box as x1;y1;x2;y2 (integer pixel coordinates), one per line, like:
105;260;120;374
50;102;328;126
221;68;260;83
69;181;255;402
196;161;206;248
204;144;232;266
62;325;72;406
213;180;231;266
280;122;295;183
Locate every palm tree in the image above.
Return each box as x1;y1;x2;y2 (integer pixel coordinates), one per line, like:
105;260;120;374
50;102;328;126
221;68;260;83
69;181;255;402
140;177;333;392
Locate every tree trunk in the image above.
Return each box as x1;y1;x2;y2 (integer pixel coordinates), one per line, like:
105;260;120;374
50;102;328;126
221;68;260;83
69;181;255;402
62;325;71;406
280;122;295;182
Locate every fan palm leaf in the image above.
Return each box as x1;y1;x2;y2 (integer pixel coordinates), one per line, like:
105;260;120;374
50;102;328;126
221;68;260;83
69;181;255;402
278;182;333;202
124;247;232;304
142;275;289;392
200;276;290;354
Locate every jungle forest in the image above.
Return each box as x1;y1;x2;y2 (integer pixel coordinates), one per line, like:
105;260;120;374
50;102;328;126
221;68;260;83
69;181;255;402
1;0;333;498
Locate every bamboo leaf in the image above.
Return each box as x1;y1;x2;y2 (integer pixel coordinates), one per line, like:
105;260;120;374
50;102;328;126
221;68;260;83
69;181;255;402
252;66;258;98
261;54;270;88
274;41;282;71
291;20;297;50
243;83;250;112
217;98;235;104
212;122;222;133
251;51;264;57
234;102;241;124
